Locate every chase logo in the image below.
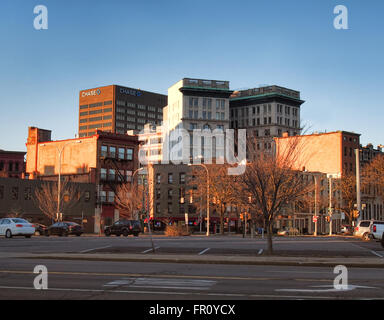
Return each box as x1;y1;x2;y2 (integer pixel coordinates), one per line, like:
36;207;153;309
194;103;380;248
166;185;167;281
82;89;102;97
120;87;142;97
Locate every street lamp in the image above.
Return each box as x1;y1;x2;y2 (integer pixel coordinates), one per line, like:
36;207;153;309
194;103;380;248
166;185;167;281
188;162;210;236
41;140;82;221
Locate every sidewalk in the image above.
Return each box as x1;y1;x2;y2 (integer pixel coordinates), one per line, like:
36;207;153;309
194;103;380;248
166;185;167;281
18;252;384;268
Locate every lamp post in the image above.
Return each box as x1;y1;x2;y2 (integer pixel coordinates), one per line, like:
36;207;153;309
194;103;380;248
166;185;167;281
41;140;82;221
188;162;210;236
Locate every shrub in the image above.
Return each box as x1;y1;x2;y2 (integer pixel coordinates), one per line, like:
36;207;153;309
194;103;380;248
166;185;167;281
165;224;190;237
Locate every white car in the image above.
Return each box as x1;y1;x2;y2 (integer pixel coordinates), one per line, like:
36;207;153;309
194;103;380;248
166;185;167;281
0;218;35;238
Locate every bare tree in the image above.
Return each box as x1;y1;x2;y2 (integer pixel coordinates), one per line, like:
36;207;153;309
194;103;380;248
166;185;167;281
115;182;143;219
34;179;82;222
190;163;241;234
363;154;384;195
336;173;357;226
239;136;313;255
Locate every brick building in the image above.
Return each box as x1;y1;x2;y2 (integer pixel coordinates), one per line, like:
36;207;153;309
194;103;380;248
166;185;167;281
26;127;140;232
0;150;26;179
0;177;95;231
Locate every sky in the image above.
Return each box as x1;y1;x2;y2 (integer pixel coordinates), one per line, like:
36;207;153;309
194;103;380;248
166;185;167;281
0;0;383;151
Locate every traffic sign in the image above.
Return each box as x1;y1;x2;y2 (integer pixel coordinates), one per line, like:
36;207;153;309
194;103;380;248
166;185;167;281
312;216;318;223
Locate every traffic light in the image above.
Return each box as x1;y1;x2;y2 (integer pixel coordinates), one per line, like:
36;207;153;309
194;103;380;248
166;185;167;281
353;210;360;219
326;216;330;223
240;213;244;221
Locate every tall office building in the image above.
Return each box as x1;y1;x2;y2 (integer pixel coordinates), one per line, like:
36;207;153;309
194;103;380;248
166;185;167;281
78;85;167;137
230;85;305;154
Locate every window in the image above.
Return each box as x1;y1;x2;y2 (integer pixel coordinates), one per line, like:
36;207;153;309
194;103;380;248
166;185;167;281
126;170;132;182
79;119;88;124
109;169;115;181
109;147;116;158
104;100;112;105
168;189;173;201
100;168;107;180
89;109;103;115
84;191;90;202
179;173;186;184
80;104;88;110
126;148;133;160
118;148;125;159
108;191;115;203
168;173;173;184
11;187;18;200
80;111;88;116
24;187;32;200
156;173;161;184
156;189;161;200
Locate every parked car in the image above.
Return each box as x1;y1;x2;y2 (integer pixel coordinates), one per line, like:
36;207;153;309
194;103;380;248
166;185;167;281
0;218;35;238
34;223;47;236
277;227;299;236
370;221;384;248
45;221;83;237
104;219;142;237
340;225;353;235
354;220;382;241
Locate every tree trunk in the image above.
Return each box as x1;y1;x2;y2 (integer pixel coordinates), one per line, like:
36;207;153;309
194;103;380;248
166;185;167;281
265;219;274;255
220;207;224;235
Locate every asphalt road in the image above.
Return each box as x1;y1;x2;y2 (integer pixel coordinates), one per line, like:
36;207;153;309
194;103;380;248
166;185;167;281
0;257;383;300
0;235;383;300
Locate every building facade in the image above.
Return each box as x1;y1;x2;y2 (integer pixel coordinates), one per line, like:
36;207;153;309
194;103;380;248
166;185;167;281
0;177;95;232
78;85;167;137
230;85;304;156
0;150;26;179
26;127;140;232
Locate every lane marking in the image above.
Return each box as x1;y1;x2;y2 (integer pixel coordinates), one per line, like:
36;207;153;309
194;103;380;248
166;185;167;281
141;247;160;254
370;250;383;258
80;246;111;254
0;285;382;300
198;248;210;255
0;270;322;282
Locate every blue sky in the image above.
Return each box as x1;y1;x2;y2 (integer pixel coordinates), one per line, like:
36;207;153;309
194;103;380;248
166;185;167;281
0;0;383;151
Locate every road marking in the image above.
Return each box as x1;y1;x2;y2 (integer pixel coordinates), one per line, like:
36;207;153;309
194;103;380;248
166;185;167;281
0;285;382;300
276;284;378;293
258;249;263;255
104;277;215;289
79;245;111;253
198;248;210;255
141;247;160;254
370;250;383;258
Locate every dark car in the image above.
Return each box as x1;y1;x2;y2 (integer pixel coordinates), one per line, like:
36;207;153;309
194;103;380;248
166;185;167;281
45;221;83;237
34;223;47;236
104;219;142;237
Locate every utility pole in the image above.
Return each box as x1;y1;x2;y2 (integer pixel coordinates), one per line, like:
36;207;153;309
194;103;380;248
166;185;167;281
314;175;318;236
355;149;362;224
329;176;333;236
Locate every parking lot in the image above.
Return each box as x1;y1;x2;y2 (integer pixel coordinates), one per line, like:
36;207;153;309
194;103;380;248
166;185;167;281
0;234;383;258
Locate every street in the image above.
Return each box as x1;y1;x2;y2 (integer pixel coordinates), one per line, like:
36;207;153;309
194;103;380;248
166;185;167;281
0;235;383;300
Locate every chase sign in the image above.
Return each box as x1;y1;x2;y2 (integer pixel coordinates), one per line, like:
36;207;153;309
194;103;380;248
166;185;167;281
81;89;101;97
120;87;142;97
